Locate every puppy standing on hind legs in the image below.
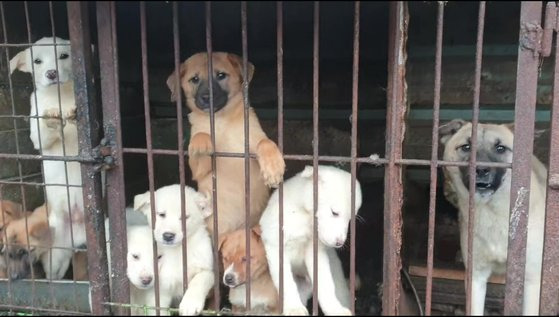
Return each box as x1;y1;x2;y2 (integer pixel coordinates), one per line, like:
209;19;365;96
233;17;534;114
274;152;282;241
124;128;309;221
439;119;546;315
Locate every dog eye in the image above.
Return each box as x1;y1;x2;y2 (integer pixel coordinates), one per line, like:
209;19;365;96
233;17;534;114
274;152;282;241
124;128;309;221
495;144;507;154
189;76;200;84
331;208;339;217
59;53;69;60
17;249;27;256
216;72;227;80
33;58;42;65
132;254;139;260
158;213;166;218
241;256;248;262
157;255;162;260
459;144;471;152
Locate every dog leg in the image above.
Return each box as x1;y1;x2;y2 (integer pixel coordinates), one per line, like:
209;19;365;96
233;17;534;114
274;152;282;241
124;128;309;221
255;139;285;188
265;244;309;315
188;132;213;181
304;244;351;316
29;108;64;151
522;272;542;315
470;267;491;316
41;249;72;280
326;248;352;309
179;270;214;316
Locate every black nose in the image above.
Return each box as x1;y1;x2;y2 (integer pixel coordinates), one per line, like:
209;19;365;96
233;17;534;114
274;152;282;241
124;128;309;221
225;274;235;285
141;276;153;286
201;94;210;103
476;168;490;177
46;70;57;80
335;239;344;248
163;232;175;242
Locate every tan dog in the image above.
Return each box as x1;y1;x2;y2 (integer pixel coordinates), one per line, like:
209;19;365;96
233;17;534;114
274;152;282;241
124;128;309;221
166;52;285;237
2;204;51;280
0;200;24;278
439;120;547;315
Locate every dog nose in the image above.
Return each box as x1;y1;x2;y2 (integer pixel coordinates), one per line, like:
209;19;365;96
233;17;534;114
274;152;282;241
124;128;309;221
141;276;153;286
476;168;490;177
335;239;344;248
162;232;175;242
224;274;235;285
201;94;210;103
46;70;58;80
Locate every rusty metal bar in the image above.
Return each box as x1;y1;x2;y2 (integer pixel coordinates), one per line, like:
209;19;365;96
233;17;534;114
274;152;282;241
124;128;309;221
67;2;111;315
540;4;559;314
139;2;162;315
425;2;444;315
349;1;359;315
171;1;189;294
276;1;284;314
383;2;408;315
311;2;319;315
205;1;221;309
240;1;252;311
96;1;130;315
0;153;96;162
504;2;542;315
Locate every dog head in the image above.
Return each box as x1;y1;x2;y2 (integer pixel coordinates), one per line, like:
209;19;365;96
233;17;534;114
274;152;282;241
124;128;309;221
166;52;254;114
300;165;363;249
0;200;23;234
10;37;73;89
126;225;161;290
218;226;268;288
1;204;50;280
133;185;208;246
440;119;515;197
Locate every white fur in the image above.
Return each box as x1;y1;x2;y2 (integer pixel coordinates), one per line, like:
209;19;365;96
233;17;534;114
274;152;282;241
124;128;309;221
259;165;362;315
134;184;215;316
10;37;84;280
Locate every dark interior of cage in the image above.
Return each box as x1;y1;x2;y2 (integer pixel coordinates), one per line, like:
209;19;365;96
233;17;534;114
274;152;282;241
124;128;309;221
0;1;553;315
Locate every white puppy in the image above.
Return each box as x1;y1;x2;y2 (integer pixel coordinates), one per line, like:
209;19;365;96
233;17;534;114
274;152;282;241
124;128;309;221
259;165;362;316
134;184;215;316
10;36;82;280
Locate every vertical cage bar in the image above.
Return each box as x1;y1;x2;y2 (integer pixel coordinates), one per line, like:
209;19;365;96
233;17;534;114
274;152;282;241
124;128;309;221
66;2;111;315
465;3;485;315
349;1;360;315
312;1;319;315
382;2;408;315
139;2;162;314
96;1;130;315
504;2;543;315
425;2;444;316
205;1;221;309
240;1;252;312
276;1;285;314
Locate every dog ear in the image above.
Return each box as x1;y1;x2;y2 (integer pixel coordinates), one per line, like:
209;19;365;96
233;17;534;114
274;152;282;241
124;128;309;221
30;221;51;241
166;63;187;103
194;190;212;219
251;226;262;240
9;49;30;75
217;234;228;252
0;201;22;219
226;53;255;84
133;191;152;215
439;119;467;145
504;123;547;139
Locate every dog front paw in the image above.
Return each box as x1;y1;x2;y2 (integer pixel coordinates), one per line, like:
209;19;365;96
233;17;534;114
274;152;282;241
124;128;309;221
189;133;213;156
42;108;63;129
178;296;204;316
256;139;285;188
284;304;309;316
324;306;352;316
64;108;77;124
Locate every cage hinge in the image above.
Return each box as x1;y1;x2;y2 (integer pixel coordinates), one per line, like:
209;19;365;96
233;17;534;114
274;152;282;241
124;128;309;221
92;137;116;172
519;2;557;58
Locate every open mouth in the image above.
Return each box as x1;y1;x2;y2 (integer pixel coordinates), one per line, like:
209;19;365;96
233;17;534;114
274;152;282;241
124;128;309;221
475;182;496;192
225;281;243;288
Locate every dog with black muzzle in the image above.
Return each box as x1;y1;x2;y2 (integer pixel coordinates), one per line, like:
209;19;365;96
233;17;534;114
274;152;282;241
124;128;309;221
166;52;285;238
439;119;547;316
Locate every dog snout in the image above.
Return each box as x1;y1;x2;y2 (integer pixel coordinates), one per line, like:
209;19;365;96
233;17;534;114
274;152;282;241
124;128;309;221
476;167;490;178
162;232;176;242
46;70;58;80
224;273;235;286
140;276;153;286
335;238;345;248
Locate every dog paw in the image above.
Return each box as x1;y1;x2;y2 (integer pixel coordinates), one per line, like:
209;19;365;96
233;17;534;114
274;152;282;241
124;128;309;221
326;307;352;316
189;133;213;156
64;108;77;124
284;305;309;316
256;139;285;188
178;296;204;316
42;108;63;129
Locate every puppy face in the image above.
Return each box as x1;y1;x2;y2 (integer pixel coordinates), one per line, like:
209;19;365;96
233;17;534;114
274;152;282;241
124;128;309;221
0;200;23;236
126;225;161;289
133;185;208;246
440;120;514;197
301;166;363;249
218;226;268;288
166;52;254;114
10;37;72;88
1;205;50;280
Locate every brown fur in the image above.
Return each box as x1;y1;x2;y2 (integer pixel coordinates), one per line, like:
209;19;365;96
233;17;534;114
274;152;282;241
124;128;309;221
218;225;279;314
72;251;88;281
167;52;285;237
0;200;24;278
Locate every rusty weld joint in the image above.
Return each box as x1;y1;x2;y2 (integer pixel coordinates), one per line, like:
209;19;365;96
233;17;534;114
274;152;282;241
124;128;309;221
549;173;559;190
520;22;544;57
92;137;116;172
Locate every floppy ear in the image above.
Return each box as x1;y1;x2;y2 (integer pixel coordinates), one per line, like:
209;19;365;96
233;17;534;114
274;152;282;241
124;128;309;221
30;221;51;241
300;165;314;179
194;190;212;219
0;201;23;219
439;119;467;145
217;234;228;252
251;226;262;241
9;49;30;75
226;53;255;84
166;63;187;102
133;191;151;215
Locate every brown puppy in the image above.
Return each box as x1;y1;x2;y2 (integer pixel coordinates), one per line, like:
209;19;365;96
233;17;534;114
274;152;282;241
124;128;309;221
0;200;24;278
166;52;285;237
2;204;51;280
